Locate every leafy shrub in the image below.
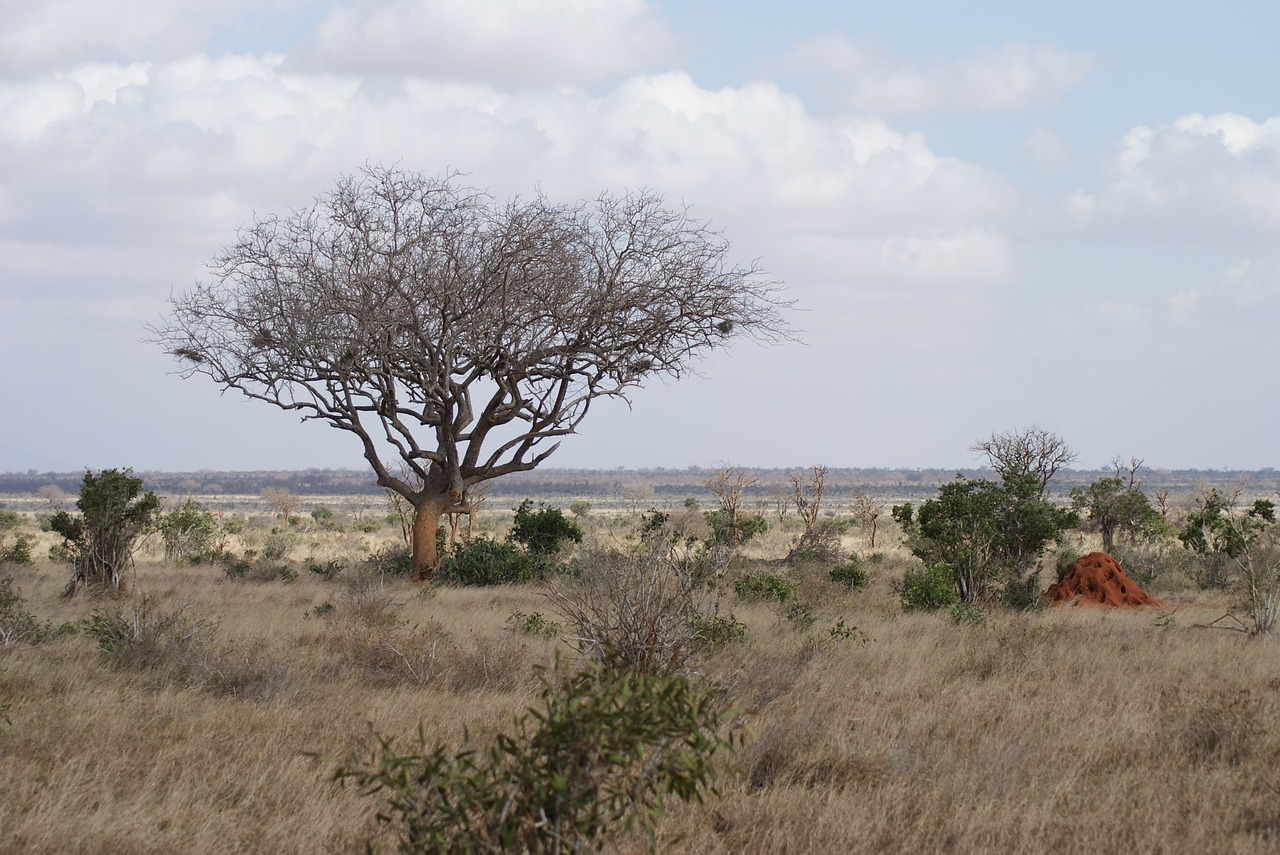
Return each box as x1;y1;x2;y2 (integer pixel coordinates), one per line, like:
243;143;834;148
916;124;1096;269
827;618;870;643
784;601;816;632
159;499;221;561
897;563;960;612
704;510;769;547
0;577;48;646
307;558;346;580
691;611;747;647
510;500;583;556
331;662;736;854
49;468;160;596
1000;573;1044;611
220;553;297;583
829;558;868;589
0;512;33;567
505;610;561;638
367;544;414;579
438;538;552;586
949;603;987;627
732;571;795;603
310;505;340;530
305;601;336;620
260;532;292;561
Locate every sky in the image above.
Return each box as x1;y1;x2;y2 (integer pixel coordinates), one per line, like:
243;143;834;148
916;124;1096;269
1;0;1278;474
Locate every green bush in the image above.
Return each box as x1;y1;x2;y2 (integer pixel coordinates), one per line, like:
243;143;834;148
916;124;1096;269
999;574;1044;611
784;601;816;632
732;571;795;603
505;610;561;638
159;499;221;561
829;558;868;589
0;513;33;567
691;611;747;647
49;468;160;596
827;617;870;643
367;544;414;579
704;510;769;547
438;538;553;586
306;558;346;580
897;563;960;612
949;603;987;627
331;662;735;854
510;500;583;556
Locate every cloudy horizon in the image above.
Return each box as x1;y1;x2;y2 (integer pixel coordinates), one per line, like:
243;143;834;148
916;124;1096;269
2;0;1277;474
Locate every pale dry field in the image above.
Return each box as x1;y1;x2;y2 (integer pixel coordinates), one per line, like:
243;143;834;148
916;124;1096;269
3;512;1280;854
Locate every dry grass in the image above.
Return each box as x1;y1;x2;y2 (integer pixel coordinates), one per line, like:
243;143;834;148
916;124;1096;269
4;514;1280;853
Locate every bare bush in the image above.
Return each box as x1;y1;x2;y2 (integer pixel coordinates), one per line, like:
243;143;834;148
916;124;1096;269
546;545;725;673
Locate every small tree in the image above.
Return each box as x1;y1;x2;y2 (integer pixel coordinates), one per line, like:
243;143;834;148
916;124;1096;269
159;499;221;561
896;473;1077;604
787;465;838;562
1180;489;1276;589
972;426;1076;495
705;464;758;547
849;490;885;549
154;165;791;581
50;469;160;597
1071;476;1161;554
261;488;300;527
509;500;583;556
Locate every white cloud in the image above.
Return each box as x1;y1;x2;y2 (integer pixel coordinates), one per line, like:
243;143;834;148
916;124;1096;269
1024;126;1075;170
1068;112;1280;243
783;36;1095;114
1168;257;1280;324
297;0;678;85
0;0;261;75
0;62;1015;299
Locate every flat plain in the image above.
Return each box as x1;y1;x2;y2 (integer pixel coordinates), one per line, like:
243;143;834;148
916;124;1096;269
3;493;1280;854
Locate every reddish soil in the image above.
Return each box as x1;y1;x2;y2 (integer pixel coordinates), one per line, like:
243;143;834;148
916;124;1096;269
1044;552;1163;608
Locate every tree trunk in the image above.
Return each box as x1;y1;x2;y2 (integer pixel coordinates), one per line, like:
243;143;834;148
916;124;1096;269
410;497;451;582
1101;520;1116;555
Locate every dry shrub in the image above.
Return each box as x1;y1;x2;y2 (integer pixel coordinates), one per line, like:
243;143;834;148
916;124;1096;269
546;545;718;673
313;566;538;692
1166;684;1270;766
76;594;298;701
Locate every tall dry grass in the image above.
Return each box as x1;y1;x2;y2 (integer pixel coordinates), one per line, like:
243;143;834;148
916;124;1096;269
3;511;1280;853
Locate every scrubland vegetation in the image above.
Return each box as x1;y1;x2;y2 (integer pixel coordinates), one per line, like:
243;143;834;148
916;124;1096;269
3;465;1280;854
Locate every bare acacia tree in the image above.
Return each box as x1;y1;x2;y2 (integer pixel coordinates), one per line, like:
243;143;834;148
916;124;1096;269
849;490;884;549
705;464;758;547
789;465;828;537
152;166;791;580
261;487;300;526
971;426;1076;495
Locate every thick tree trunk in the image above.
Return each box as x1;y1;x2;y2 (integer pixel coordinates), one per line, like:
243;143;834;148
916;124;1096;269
410;497;452;582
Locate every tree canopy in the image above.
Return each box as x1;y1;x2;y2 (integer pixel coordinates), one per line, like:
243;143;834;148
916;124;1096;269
153;165;792;578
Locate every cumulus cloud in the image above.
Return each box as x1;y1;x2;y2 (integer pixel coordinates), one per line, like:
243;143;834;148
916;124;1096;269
1169;257;1280;324
296;0;679;85
1068;112;1280;243
1024;126;1076;170
0;0;271;75
0;61;1015;300
782;35;1095;114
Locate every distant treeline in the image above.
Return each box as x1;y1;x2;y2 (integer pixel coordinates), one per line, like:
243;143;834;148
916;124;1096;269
1;466;1276;502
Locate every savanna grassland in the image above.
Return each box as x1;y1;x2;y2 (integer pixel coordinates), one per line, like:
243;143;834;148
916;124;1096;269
3;493;1280;854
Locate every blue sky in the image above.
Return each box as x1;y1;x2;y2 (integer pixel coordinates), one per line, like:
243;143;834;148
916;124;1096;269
1;0;1277;473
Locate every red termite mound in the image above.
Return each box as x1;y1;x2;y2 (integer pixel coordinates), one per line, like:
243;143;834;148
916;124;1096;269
1044;552;1163;608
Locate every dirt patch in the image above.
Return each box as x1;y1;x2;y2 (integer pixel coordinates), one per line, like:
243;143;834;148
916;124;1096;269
1045;552;1163;608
